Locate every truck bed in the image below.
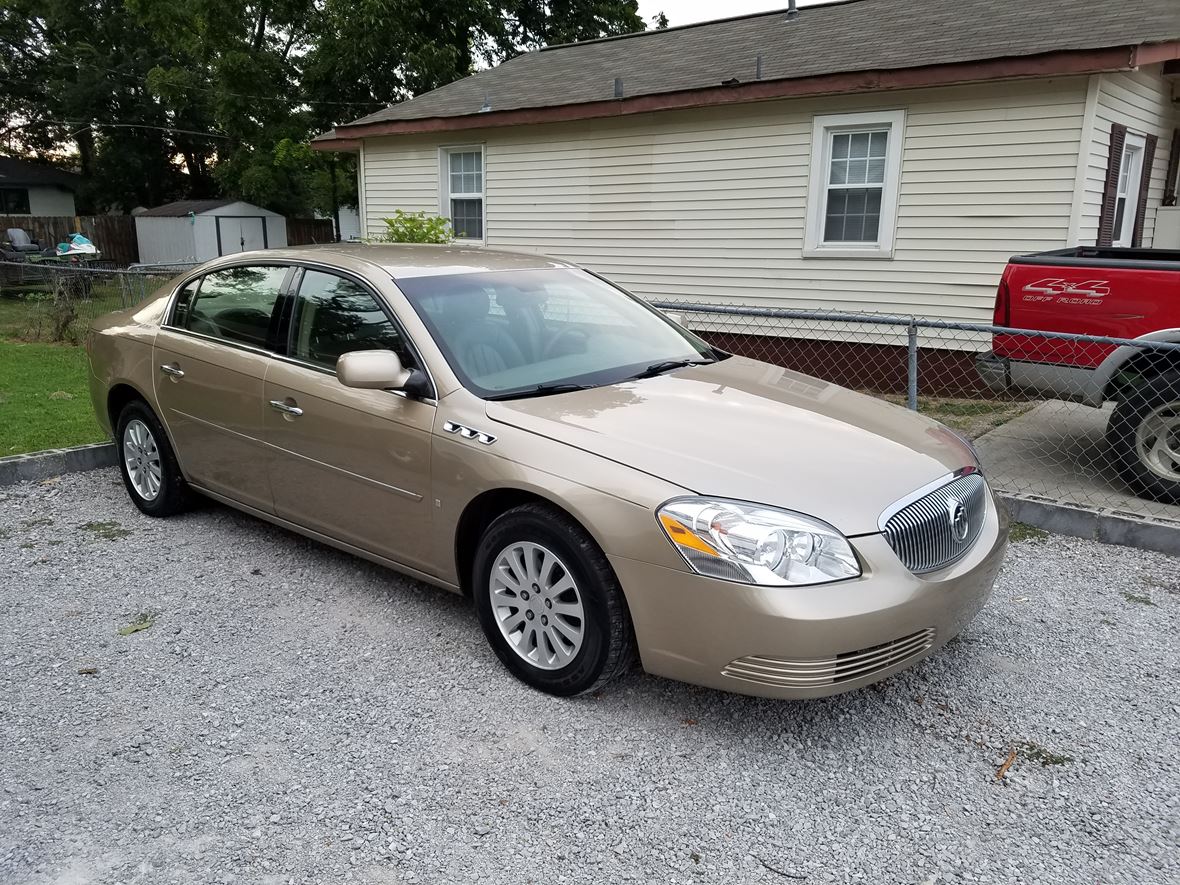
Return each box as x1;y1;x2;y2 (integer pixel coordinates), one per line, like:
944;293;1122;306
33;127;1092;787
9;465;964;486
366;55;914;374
994;246;1180;369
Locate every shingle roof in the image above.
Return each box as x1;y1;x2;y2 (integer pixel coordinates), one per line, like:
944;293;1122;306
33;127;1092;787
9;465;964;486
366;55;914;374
137;200;236;217
0;156;82;190
344;0;1180;128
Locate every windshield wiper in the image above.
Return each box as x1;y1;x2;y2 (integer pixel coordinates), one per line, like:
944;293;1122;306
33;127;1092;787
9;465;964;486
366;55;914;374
628;358;715;381
485;382;593;402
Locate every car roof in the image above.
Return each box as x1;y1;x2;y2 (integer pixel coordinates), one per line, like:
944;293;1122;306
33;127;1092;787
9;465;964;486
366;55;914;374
222;243;577;280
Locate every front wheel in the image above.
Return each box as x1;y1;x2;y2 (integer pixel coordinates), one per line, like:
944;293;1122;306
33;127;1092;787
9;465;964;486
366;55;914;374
1108;370;1180;505
473;503;635;696
115;400;193;517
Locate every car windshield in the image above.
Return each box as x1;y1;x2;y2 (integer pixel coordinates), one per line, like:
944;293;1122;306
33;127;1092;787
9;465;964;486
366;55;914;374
397;268;718;399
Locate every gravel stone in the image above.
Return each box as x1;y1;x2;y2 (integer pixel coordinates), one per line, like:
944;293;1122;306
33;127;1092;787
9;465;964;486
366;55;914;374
1;470;1178;884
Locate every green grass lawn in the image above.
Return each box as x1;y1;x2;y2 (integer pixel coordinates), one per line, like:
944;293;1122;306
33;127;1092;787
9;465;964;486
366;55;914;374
0;286;126;343
0;341;106;456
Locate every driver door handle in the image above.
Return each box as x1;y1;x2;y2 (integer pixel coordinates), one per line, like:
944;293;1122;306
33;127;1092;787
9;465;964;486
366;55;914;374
269;399;304;417
159;364;184;378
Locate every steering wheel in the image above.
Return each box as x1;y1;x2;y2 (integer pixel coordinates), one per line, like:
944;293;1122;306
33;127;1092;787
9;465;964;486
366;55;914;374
542;327;590;360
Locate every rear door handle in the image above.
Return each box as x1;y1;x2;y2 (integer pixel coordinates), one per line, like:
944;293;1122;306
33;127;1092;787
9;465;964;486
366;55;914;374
159;364;184;378
269;399;304;417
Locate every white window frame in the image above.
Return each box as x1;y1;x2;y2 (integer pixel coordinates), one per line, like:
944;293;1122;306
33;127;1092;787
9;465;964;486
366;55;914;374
804;110;905;259
439;144;486;243
1112;131;1146;248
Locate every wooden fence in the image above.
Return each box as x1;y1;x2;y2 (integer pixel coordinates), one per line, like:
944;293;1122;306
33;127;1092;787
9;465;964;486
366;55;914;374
286;217;336;246
0;215;139;265
3;214;337;265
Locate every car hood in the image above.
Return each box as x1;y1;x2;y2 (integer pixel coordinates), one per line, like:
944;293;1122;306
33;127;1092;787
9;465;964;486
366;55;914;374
484;357;975;536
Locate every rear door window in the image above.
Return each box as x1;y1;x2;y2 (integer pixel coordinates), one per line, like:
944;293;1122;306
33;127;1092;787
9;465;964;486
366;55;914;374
180;266;288;350
288;270;413;371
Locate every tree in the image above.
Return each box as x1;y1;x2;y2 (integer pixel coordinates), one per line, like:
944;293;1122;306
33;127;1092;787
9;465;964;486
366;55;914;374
0;0;197;210
0;0;651;217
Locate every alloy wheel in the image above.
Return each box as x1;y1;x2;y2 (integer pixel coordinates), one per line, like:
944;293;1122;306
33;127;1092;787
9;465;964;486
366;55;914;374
123;418;162;501
1135;402;1180;483
489;541;585;670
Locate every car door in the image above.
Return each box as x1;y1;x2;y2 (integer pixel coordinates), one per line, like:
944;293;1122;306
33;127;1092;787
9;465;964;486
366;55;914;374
153;264;292;512
263;267;437;573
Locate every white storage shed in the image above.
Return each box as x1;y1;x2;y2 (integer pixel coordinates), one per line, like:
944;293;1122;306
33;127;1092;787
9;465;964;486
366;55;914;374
134;200;286;264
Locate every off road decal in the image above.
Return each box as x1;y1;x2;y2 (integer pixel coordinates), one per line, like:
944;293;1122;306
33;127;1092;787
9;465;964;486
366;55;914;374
1021;278;1110;305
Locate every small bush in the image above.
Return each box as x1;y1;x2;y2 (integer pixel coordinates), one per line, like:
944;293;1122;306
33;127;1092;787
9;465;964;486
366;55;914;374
376;210;453;244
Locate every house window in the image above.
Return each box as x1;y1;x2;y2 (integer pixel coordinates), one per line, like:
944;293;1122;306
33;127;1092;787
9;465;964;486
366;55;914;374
804;110;905;258
441;147;484;241
1;188;31;214
1112;132;1146;248
1099;123;1158;248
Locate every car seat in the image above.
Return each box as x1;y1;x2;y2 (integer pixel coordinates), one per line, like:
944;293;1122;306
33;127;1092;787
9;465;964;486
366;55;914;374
438;289;526;377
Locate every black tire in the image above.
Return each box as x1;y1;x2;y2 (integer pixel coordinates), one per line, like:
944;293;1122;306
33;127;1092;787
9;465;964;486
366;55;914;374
1108;370;1180;505
115;399;194;517
473;503;635;697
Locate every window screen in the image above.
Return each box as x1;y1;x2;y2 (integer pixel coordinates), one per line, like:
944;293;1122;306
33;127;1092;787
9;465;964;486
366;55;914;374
444;148;484;240
824;130;888;243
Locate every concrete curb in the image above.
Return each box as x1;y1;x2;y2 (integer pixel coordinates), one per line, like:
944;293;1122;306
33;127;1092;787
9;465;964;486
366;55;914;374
0;442;117;487
1000;492;1180;557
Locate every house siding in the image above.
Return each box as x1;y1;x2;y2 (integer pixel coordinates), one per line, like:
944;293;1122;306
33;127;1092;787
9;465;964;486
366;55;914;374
361;77;1090;321
1076;65;1178;247
27;186;76;216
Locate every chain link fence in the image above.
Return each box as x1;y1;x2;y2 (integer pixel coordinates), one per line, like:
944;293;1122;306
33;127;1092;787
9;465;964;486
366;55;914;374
3;260;1178;522
654;300;1180;523
0;260;195;345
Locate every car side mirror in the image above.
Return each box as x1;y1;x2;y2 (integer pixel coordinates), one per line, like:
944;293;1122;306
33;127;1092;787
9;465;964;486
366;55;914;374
337;350;412;391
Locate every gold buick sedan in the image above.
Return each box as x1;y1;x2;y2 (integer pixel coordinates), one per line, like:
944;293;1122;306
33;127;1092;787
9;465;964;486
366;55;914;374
87;245;1007;698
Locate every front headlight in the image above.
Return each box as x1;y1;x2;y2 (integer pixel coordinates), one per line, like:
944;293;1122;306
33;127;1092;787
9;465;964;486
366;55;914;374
657;498;861;587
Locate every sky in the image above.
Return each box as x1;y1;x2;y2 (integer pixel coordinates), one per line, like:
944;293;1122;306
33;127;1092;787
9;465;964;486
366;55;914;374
637;0;829;29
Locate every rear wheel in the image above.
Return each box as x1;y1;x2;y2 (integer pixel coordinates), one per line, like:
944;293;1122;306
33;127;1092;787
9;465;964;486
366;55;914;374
115;400;193;517
1108;370;1180;504
473;503;635;696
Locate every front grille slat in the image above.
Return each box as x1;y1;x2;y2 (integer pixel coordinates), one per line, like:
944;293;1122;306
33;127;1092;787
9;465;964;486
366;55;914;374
882;473;987;574
722;628;937;689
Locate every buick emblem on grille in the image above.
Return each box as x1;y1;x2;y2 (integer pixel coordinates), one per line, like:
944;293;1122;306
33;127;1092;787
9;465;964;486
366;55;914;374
948;498;970;542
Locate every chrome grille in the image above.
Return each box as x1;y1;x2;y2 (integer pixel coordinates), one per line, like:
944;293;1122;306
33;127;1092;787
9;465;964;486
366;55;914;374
883;472;987;574
722;628;936;688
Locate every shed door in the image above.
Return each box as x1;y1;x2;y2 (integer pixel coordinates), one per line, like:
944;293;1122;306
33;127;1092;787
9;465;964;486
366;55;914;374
217;216;268;255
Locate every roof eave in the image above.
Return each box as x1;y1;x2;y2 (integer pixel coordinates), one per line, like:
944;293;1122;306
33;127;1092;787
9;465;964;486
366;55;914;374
317;41;1180;143
310;136;362;153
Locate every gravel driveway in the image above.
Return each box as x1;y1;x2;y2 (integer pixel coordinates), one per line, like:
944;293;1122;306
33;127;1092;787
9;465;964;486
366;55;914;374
1;469;1177;885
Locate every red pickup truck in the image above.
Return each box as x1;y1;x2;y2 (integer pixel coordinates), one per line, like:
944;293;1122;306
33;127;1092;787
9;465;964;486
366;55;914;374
976;246;1180;503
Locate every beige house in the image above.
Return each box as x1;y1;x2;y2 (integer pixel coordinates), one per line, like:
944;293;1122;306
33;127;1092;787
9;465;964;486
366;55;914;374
314;0;1180;322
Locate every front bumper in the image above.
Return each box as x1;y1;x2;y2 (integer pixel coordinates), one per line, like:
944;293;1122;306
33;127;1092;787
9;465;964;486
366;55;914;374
610;488;1008;699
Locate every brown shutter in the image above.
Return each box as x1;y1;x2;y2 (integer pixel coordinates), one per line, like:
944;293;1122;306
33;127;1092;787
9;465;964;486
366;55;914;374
1131;133;1158;248
1097;123;1127;247
1163;129;1180;208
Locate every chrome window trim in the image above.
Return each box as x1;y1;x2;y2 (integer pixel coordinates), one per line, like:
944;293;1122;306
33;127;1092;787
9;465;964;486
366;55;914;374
159;257;439;403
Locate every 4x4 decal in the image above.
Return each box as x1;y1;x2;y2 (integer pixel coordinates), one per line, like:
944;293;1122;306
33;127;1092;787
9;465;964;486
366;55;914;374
1021;277;1111;302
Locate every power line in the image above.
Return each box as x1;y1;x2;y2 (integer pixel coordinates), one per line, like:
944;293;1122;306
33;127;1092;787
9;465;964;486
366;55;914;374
14;119;230;139
69;58;388;108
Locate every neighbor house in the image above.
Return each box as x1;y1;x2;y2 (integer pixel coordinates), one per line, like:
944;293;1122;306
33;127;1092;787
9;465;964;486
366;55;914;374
0;156;81;217
313;0;1180;323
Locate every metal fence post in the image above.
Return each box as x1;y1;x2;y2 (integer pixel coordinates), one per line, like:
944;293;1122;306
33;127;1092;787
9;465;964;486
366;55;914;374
906;319;919;411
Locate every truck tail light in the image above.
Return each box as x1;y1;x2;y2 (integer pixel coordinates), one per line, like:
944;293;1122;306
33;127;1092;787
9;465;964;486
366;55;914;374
993;274;1011;328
